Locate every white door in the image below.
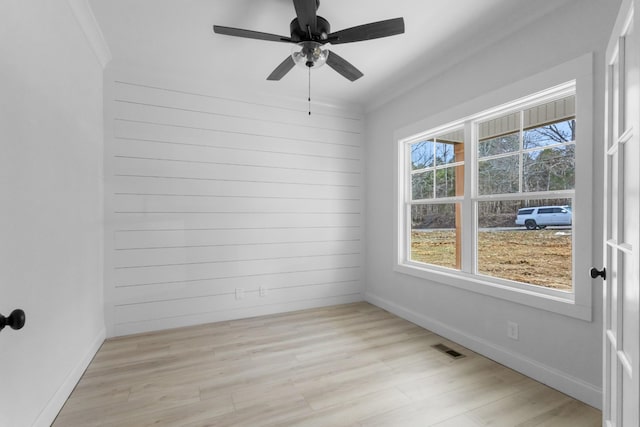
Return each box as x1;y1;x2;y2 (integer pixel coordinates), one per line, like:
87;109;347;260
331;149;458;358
601;0;640;425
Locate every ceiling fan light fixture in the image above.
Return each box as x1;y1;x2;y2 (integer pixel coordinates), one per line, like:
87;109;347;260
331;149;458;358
291;41;328;69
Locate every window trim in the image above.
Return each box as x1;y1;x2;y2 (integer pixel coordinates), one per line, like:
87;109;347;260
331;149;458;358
393;54;594;321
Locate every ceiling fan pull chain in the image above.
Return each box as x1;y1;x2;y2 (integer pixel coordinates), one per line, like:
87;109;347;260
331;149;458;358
308;66;312;115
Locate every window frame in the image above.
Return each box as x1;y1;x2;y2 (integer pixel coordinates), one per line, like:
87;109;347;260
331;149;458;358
394;55;594;321
406;123;466;270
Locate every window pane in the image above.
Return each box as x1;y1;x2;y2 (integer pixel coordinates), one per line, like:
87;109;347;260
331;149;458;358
478;132;520;158
411;140;434;170
412;171;434;200
436;141;456;165
477;199;524;228
411;203;460;270
477;199;572;291
524;119;575;149
435;166;460;198
478;154;519;195
523;94;575;147
523;145;575;192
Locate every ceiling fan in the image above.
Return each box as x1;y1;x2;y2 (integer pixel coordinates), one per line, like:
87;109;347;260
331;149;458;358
213;0;405;82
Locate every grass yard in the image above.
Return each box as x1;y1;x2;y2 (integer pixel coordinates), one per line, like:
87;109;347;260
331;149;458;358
411;229;572;291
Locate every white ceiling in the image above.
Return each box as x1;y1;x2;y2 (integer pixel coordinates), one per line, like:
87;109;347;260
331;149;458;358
89;0;576;109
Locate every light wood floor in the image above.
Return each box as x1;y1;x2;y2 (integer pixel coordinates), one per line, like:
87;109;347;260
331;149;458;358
54;302;601;426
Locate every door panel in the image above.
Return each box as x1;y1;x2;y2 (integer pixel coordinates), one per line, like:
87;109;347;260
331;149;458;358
603;1;639;425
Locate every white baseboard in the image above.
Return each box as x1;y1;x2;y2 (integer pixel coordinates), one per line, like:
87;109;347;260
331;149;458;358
34;328;106;427
112;294;364;337
365;292;602;409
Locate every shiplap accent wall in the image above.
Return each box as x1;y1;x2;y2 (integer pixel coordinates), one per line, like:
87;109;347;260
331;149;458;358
104;70;364;336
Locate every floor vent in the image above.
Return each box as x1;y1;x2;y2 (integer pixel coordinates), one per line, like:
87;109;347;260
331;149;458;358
432;343;466;359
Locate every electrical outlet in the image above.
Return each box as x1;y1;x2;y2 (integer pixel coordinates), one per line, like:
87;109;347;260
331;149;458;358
259;286;268;297
235;288;244;300
507;321;519;340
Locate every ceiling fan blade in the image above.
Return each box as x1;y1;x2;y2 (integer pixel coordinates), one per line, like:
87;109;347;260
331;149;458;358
326;51;363;82
213;25;293;43
267;56;296;81
328;17;405;45
292;0;317;33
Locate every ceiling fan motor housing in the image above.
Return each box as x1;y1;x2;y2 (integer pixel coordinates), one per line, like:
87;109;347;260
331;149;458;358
290;16;330;42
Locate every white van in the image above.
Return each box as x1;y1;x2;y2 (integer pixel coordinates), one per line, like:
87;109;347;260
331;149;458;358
515;206;572;230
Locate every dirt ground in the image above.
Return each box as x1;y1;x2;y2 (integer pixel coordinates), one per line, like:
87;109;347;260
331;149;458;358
410;229;572;291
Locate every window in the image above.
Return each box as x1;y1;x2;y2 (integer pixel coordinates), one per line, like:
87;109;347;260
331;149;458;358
475;94;575;291
409;129;464;270
396;70;593;320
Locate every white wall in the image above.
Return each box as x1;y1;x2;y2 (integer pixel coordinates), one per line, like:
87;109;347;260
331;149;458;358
103;65;364;336
0;1;106;426
364;0;619;408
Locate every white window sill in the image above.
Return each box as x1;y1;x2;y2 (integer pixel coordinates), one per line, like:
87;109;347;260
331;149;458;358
394;262;592;321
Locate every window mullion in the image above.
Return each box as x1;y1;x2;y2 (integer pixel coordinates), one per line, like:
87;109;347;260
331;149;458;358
404;143;413;263
519;110;525;193
462;121;474;274
431;143;436;198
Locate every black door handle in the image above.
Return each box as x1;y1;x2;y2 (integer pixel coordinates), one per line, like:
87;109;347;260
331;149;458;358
0;309;26;332
590;267;606;280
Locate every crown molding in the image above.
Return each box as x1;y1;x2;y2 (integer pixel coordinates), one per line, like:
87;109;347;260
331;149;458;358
66;0;112;68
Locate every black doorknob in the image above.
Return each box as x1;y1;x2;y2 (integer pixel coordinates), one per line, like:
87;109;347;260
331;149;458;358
0;309;26;332
590;267;606;280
